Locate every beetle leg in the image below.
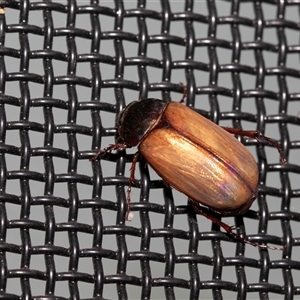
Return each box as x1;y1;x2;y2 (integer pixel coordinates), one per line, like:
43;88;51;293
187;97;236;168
221;127;286;164
178;82;187;103
125;151;139;221
90;143;128;161
188;199;284;251
188;198;234;234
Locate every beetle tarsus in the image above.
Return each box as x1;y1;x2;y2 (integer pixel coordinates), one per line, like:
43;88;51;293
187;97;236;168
230;233;284;251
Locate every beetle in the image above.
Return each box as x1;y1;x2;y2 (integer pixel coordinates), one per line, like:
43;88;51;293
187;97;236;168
91;94;285;249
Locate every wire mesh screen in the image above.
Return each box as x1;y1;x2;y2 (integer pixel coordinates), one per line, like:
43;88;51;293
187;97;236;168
1;0;300;299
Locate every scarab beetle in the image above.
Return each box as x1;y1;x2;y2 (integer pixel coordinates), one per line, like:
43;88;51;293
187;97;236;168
119;99;259;213
91;96;285;248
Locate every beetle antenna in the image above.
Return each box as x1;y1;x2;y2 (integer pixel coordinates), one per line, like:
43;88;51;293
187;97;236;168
189;199;284;251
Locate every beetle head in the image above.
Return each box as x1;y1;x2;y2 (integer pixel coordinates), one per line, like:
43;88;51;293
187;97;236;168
116;99;168;146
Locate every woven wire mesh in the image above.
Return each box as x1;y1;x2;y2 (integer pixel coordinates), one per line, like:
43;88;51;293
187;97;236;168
1;0;300;299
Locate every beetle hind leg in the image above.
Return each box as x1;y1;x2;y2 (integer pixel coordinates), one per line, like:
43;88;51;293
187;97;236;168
188;198;234;234
188;198;284;251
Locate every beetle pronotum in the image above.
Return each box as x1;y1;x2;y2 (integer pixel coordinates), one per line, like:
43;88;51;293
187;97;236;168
91;90;285;250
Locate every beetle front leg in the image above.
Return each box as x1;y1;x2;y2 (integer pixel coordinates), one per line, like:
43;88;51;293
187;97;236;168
125;151;139;221
90;143;129;161
221;127;286;164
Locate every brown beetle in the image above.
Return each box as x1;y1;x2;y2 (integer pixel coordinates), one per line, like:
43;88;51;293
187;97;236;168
91;97;285;249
